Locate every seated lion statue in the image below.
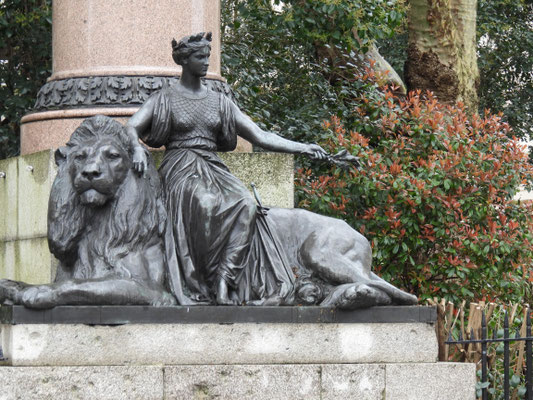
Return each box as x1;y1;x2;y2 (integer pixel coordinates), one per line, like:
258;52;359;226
0;115;176;308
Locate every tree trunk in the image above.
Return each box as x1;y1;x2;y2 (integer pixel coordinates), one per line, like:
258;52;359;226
314;38;407;95
405;0;479;110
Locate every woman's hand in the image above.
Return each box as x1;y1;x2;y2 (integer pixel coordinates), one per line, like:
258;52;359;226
302;143;329;160
132;146;148;175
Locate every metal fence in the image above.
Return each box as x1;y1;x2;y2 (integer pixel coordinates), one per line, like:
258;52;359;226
446;311;533;400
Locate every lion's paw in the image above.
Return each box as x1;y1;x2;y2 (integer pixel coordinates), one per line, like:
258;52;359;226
0;279;30;304
321;282;392;310
339;284;392;309
396;291;418;305
20;285;58;309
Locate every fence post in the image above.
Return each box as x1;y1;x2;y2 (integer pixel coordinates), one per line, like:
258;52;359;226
527;310;532;400
481;312;488;400
504;311;510;399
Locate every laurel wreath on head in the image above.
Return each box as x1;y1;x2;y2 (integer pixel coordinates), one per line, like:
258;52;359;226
172;32;212;52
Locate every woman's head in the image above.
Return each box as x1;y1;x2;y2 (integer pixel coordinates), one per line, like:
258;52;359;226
171;32;212;66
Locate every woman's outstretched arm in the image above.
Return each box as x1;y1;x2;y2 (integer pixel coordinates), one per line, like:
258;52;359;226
232;103;327;159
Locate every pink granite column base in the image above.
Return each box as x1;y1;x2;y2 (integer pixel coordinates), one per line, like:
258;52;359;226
51;0;222;81
20;109;252;155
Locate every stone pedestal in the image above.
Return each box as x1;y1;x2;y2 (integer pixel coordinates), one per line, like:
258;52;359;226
20;0;252;154
0;306;475;399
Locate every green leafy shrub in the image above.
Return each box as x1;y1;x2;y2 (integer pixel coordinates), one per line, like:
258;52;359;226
295;69;533;304
221;0;406;145
477;0;533;141
0;0;52;159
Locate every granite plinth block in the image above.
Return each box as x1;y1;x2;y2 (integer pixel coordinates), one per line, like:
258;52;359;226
164;365;322;400
320;364;386;400
0;366;163;400
0;363;475;400
0;320;437;366
0;306;473;398
385;362;476;399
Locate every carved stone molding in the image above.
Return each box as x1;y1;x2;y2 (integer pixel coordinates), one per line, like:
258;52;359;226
33;76;236;111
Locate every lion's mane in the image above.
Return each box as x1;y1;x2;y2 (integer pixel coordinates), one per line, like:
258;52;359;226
47;115;166;281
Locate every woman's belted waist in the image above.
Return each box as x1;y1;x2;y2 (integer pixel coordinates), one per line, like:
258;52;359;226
166;136;218;151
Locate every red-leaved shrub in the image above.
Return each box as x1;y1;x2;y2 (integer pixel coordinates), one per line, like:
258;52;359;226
296;79;533;304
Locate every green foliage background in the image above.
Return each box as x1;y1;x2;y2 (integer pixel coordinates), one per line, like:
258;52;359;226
0;0;51;159
221;0;406;146
477;0;533;141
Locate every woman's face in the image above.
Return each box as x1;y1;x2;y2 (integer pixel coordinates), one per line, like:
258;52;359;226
183;46;210;77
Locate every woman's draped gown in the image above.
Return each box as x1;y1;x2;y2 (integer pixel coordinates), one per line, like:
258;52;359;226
140;85;295;304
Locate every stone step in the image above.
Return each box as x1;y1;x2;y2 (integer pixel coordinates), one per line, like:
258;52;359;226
0;362;475;400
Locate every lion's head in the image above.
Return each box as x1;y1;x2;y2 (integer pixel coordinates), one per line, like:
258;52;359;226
47;115;166;280
67;118;132;207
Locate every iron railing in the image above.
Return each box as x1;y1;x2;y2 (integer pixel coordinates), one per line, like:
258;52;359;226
446;311;533;400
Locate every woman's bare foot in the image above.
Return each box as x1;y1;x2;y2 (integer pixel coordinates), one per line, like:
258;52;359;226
216;278;236;305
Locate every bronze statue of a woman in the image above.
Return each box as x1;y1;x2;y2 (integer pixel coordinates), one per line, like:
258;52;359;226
126;32;418;309
126;32;328;306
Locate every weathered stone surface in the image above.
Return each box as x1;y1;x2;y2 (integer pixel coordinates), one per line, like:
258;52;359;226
0;366;163;400
0;155;19;241
0;151;55;242
165;365;321;400
0;151;56;283
321;364;385;400
16;151;56;239
220;152;294;208
1;322;437;366
0;238;55;284
385;362;476;400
